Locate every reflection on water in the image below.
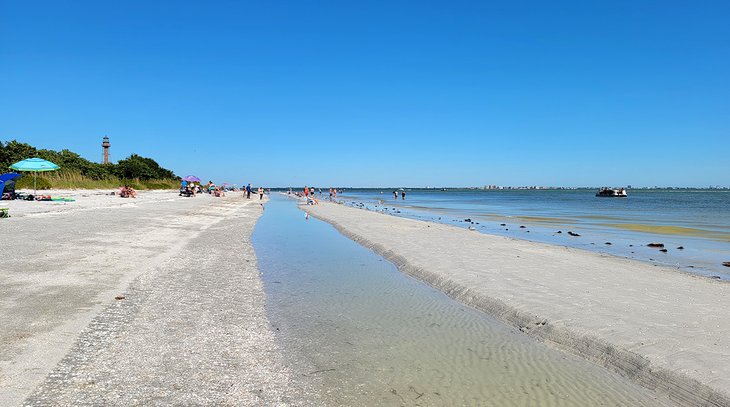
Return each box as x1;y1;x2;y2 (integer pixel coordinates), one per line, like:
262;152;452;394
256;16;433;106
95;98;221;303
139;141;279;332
252;196;668;406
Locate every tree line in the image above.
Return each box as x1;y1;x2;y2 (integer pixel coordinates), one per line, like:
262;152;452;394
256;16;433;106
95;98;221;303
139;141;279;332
0;140;178;180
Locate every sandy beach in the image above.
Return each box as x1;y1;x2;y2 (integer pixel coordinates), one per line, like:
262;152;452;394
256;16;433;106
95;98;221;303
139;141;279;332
303;200;730;406
0;190;308;406
3;188;727;405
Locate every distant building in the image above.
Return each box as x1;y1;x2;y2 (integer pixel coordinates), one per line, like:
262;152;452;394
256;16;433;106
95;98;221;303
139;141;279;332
102;136;110;164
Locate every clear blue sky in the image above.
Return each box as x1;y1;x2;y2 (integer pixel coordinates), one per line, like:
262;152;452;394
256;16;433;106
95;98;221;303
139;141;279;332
1;1;728;187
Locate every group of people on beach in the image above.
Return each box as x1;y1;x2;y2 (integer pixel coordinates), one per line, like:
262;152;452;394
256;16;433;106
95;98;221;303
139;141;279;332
291;186;341;205
119;185;137;198
179;180;266;199
302;186;318;205
242;183;265;200
180;180;222;197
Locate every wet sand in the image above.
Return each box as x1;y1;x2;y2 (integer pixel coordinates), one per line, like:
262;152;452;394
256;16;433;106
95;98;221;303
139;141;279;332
0;190;307;405
303;200;730;406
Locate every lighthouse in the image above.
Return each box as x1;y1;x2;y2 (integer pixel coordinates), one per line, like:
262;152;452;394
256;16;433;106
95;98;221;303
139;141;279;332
102;136;110;164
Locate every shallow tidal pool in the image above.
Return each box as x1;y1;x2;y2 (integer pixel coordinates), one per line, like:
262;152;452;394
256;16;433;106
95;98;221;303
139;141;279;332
253;196;669;406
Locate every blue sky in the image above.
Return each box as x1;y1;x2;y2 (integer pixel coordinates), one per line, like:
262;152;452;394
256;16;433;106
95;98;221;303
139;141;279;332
1;1;728;187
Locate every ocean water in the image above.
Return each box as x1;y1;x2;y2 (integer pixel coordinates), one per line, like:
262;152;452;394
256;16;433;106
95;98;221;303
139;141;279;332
333;189;730;279
253;196;668;406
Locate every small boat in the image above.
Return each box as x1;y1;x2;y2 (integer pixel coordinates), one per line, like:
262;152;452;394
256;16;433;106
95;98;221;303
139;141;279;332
596;187;627;197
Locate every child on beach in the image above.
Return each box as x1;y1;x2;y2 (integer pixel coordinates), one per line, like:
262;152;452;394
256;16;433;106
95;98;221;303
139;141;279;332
258;187;264;199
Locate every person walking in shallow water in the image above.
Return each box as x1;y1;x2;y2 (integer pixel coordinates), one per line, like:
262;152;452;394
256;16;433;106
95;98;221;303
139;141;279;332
393;190;398;200
401;190;406;200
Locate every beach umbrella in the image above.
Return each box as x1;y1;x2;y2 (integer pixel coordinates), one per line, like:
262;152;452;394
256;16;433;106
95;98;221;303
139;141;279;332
9;158;60;195
182;175;201;183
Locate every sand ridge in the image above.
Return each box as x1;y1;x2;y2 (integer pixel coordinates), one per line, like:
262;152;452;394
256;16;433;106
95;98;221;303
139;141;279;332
303;200;730;406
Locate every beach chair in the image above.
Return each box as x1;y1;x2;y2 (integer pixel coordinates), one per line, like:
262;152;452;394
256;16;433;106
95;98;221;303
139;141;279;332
179;187;193;197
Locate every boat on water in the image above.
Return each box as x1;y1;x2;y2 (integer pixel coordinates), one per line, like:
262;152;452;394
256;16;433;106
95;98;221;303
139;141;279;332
596;187;627;197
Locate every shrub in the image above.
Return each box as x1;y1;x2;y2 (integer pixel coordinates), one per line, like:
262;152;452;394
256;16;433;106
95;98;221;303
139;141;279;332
15;175;52;190
1;140;178;183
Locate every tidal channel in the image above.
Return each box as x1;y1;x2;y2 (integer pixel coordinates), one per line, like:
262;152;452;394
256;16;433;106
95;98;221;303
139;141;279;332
252;195;668;406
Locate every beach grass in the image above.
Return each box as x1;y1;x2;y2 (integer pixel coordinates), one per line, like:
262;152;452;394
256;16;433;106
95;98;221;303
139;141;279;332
14;170;179;190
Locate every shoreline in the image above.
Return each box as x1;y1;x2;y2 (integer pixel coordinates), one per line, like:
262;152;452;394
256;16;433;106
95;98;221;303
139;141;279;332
302;200;730;406
335;193;730;279
1;190;303;405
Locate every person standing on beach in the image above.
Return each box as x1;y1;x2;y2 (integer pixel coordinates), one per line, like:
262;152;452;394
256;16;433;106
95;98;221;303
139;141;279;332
304;186;309;198
246;183;252;199
258;186;264;199
329;188;333;201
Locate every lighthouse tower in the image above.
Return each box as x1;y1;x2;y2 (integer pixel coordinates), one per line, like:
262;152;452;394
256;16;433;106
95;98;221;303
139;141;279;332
102;136;111;164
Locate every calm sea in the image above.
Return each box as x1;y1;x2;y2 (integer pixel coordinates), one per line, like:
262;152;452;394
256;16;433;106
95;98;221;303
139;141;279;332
333;189;730;279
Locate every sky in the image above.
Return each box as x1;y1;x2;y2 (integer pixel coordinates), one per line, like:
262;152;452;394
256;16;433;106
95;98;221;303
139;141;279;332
1;1;728;187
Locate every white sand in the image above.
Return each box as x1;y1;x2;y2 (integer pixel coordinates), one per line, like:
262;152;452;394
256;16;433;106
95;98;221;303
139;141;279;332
0;190;306;405
304;201;730;406
0;189;176;218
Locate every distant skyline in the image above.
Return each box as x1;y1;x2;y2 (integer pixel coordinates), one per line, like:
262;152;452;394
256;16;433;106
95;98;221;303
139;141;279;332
1;1;728;187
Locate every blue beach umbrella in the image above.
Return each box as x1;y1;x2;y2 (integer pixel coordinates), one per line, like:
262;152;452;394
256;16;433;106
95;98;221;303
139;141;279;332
9;157;61;195
0;172;21;183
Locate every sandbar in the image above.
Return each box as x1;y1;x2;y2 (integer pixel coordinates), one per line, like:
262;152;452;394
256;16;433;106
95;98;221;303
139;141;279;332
303;200;730;406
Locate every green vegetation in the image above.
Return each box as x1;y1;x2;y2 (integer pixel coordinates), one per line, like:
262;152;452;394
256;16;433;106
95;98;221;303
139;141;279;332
1;140;179;190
